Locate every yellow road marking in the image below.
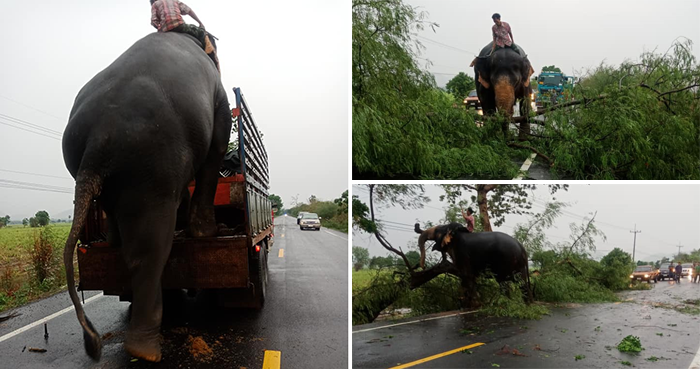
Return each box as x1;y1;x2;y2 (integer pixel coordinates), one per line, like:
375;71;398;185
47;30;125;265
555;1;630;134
278;249;284;258
262;350;281;369
388;342;485;369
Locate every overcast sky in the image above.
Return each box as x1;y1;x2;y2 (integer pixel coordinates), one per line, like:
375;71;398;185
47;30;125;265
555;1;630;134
352;184;700;262
405;0;700;87
0;1;347;220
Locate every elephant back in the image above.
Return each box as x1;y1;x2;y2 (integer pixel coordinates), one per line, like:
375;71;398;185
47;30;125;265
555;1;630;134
477;42;528;59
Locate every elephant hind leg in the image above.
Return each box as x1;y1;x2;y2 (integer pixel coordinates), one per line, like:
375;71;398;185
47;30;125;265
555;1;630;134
189;100;232;238
118;200;178;363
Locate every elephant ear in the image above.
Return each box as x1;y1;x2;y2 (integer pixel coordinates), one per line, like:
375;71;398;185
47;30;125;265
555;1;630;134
523;60;535;87
474;58;491;89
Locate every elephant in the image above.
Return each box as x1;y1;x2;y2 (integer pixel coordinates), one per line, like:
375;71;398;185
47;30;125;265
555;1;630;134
470;41;535;140
62;31;230;362
415;223;532;304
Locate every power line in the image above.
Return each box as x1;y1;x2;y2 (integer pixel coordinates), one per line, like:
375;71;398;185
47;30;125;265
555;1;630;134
0;179;73;194
0;119;61;141
0;94;65;121
0;113;63;136
416;35;477;55
0;168;72;180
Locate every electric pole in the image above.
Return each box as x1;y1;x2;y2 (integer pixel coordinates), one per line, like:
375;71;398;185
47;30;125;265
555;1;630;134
676;243;683;258
630;224;641;262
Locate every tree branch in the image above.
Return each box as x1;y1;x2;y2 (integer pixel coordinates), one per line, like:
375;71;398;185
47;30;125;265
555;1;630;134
568;211;597;253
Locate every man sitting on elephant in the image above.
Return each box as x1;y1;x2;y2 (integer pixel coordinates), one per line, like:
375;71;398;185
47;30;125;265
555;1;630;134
490;13;519;55
461;207;475;233
150;0;220;71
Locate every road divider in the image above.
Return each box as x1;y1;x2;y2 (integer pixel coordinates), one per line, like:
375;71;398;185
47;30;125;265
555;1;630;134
388;342;485;369
262;350;281;369
0;292;104;344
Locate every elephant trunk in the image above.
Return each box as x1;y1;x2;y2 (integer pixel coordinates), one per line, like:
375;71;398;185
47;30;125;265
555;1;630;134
415;224;436;269
63;171;103;361
493;78;515;116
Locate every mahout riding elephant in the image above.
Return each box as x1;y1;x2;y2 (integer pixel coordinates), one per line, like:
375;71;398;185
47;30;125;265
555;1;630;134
471;41;534;140
415;223;533;304
62;31;230;362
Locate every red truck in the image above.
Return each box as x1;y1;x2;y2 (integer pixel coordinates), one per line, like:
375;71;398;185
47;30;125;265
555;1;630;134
76;88;274;308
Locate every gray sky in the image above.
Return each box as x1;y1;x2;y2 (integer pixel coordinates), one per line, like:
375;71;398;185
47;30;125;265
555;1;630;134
0;0;348;220
352;184;700;262
405;0;700;87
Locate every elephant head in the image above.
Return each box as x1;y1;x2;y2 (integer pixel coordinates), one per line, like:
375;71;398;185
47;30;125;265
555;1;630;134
473;46;534;121
415;223;466;269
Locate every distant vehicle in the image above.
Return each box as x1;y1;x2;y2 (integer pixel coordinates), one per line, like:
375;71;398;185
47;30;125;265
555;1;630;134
681;263;694;278
299;212;321;231
297;211;307;225
534;71;575;108
659;263;672;280
463;90;481;110
630;265;659;283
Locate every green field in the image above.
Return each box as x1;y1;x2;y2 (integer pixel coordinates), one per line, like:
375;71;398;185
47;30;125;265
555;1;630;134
0;223;72;312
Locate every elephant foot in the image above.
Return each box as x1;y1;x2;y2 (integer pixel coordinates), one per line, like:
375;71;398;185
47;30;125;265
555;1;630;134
189;220;218;238
125;333;162;362
189;205;218;238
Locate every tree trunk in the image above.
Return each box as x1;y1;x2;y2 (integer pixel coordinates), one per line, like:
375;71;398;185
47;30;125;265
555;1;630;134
476;185;496;232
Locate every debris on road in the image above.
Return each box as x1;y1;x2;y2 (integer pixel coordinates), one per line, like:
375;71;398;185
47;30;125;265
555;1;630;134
28;348;47;353
496;345;528;357
0;311;21;322
617;335;643;353
187;335;214;362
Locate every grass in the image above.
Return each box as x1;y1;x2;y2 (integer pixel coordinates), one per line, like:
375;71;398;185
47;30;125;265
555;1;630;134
0;224;72;312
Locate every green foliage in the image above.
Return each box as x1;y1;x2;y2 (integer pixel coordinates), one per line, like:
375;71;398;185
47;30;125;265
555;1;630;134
539;39;699;179
288;190;348;233
621;361;632;366
352;270;410;325
532;273;617;303
0;215;9;228
476;277;549;320
541;65;562;73
352;0;519;179
574;354;585;361
268;194;283;215
34;211;50;227
599;248;635;290
352;246;370;268
617;335;643;353
445;72;475;100
22;218;28;227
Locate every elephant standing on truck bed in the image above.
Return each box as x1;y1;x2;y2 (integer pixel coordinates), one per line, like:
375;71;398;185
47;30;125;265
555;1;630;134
62;31;231;362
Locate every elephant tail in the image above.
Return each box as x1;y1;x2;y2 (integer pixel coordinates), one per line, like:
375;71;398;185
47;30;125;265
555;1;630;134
63;170;103;361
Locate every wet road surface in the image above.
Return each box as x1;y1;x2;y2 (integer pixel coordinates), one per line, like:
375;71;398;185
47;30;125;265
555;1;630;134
353;278;700;368
0;215;348;368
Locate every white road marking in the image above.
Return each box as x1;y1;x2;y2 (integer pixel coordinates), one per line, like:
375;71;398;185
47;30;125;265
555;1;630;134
352;311;477;334
323;230;348;241
513;153;537;180
0;292;104;344
689;341;700;369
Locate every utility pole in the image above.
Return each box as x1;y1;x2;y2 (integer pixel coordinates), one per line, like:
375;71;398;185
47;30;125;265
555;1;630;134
630;224;641;262
676;243;683;258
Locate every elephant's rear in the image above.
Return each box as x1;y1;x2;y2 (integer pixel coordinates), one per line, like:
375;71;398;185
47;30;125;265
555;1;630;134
61;32;227;362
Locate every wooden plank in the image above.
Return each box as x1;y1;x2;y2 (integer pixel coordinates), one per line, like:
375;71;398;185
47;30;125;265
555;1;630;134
78;236;249;293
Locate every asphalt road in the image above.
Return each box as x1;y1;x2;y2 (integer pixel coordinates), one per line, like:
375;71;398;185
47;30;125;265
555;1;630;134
0;215;348;368
353;277;700;369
